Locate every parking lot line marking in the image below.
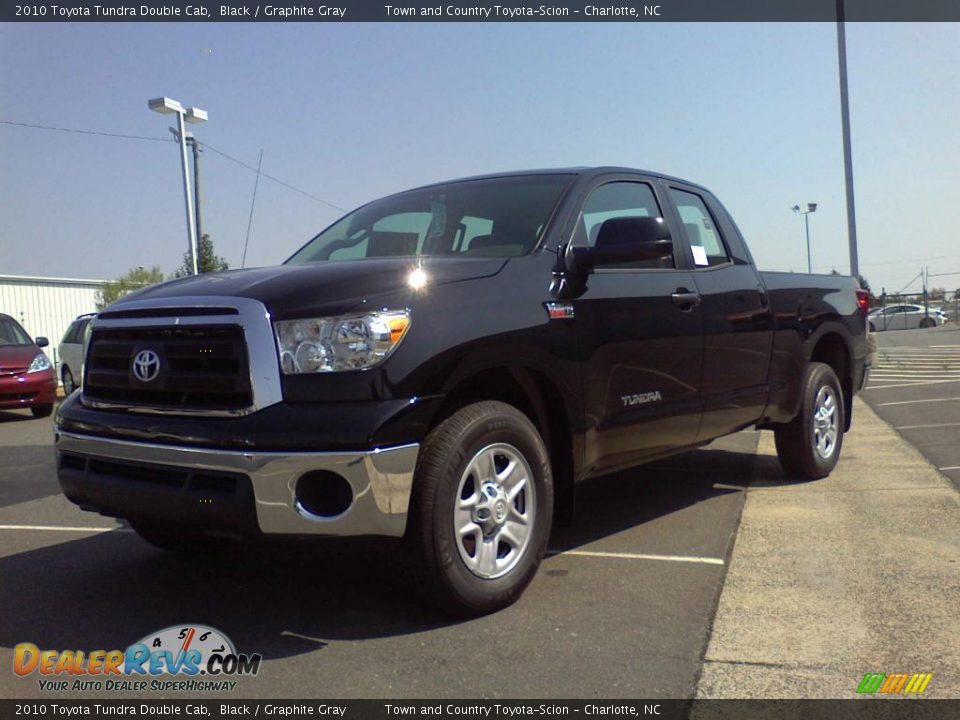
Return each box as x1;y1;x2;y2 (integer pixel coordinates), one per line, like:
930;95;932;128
877;397;960;406
0;524;131;533
874;372;960;376
547;549;724;565
712;482;748;491
894;422;960;431
867;379;960;390
938;466;960;471
281;630;330;645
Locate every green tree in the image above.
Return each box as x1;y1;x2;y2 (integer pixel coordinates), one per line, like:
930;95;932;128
95;266;166;310
174;234;229;277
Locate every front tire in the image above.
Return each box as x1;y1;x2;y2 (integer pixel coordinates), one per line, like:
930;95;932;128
919;317;935;329
405;401;553;616
31;404;53;418
62;367;76;395
774;362;845;480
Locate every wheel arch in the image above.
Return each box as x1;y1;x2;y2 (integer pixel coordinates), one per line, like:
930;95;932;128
809;331;853;431
429;365;577;527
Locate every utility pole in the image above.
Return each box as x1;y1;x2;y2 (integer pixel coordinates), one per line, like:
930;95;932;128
189;137;204;259
837;0;859;278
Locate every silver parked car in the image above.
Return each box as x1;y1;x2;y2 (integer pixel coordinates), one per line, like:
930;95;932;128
57;313;94;394
868;304;947;332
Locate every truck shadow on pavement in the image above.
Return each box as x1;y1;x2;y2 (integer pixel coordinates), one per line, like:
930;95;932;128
0;443;775;661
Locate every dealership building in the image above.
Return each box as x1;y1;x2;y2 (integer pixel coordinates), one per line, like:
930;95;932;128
0;274;103;367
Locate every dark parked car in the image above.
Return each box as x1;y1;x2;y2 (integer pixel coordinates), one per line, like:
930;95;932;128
0;313;56;417
55;168;870;614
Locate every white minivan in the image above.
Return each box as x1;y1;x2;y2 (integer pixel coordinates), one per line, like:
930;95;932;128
57;313;95;394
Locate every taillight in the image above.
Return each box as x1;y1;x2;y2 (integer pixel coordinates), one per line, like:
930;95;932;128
856;289;870;320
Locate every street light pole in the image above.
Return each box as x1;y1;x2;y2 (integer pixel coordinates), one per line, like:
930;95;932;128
148;97;208;276
175;109;199;276
836;0;860;278
792;203;818;274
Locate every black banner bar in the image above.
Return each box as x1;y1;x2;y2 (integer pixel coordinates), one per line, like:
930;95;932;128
4;0;960;23
3;700;960;720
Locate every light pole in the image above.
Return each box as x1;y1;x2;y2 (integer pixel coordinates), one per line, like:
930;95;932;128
836;0;859;278
148;97;208;275
792;203;818;274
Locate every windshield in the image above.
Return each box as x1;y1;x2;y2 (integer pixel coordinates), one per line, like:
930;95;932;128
285;175;572;265
0;317;33;346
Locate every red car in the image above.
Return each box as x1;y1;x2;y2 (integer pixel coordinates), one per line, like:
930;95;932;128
0;313;57;418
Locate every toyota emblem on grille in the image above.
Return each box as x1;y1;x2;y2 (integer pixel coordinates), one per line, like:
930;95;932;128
132;349;161;383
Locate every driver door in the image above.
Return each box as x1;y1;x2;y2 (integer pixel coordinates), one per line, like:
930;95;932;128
571;178;704;476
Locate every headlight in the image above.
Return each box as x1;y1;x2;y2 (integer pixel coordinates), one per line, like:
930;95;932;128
27;353;52;373
274;310;411;374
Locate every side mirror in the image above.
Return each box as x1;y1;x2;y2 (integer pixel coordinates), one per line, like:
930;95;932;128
35;336;49;348
572;217;673;271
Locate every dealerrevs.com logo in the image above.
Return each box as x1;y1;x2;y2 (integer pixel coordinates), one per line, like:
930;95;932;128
14;625;262;693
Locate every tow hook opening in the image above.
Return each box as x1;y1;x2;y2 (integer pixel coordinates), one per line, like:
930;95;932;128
295;470;354;518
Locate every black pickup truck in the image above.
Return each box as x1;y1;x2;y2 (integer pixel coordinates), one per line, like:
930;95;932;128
56;168;870;614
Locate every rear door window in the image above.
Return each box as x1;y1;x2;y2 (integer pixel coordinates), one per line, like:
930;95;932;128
669;188;730;267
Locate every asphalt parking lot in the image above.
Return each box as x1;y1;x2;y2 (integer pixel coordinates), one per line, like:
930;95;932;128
861;324;960;492
1;334;957;699
0;408;759;699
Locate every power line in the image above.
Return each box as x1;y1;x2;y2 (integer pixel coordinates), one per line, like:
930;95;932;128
895;272;922;295
1;118;347;212
202;142;346;212
1;119;169;142
861;252;960;268
242;149;264;269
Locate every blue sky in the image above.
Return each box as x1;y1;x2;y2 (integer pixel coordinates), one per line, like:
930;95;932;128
2;21;959;295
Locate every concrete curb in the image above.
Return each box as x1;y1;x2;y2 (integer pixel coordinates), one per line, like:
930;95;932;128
695;398;960;699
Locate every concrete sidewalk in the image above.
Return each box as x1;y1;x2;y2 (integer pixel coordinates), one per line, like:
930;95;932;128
696;398;959;698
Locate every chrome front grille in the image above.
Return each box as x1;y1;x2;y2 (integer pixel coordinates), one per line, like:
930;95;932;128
80;296;283;417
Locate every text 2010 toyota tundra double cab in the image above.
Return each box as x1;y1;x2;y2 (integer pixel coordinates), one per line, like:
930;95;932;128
56;168;870;614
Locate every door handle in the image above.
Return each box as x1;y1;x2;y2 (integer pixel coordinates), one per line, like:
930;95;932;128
671;289;701;310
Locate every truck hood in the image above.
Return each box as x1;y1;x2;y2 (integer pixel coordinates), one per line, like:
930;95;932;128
115;257;508;317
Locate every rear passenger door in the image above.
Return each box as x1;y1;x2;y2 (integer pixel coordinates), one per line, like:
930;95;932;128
664;184;775;442
571;177;704;475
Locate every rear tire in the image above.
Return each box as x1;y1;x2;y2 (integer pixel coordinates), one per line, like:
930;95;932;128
868;322;876;332
405;401;553;616
31;404;53;418
774;362;845;480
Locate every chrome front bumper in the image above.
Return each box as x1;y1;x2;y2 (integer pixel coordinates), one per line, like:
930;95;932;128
55;431;419;537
